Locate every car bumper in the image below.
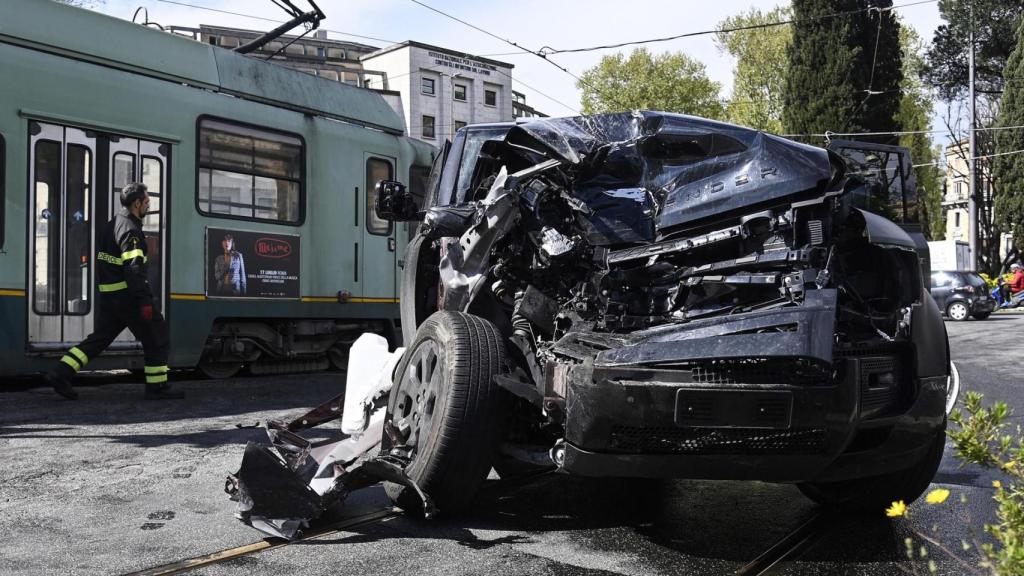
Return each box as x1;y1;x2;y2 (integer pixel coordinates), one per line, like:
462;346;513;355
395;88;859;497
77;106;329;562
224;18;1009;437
560;353;947;483
971;298;996;313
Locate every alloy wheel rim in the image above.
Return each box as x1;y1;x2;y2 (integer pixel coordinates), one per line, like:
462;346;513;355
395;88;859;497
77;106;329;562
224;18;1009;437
393;339;444;462
949;302;968;320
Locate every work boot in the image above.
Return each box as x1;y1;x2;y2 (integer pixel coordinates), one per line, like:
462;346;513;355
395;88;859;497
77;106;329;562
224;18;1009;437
44;370;78;400
144;384;185;400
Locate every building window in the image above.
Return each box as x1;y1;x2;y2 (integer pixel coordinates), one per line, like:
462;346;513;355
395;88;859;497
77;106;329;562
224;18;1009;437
285;43;304;55
454;84;467;101
326;47;345;59
319;70;339;81
197;117;304;224
366;158;393;236
422;115;436;139
454;121;467;132
421;77;436;95
207;35;218;45
484;89;497;107
955;212;961;227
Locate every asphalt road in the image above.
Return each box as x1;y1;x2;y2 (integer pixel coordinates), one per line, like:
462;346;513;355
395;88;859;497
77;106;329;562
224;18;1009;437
1;313;1019;576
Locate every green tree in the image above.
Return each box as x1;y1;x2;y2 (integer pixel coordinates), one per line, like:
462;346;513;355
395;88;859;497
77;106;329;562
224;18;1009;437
922;0;1024;100
577;48;724;118
994;17;1024;258
783;0;903;144
899;25;945;240
715;7;791;133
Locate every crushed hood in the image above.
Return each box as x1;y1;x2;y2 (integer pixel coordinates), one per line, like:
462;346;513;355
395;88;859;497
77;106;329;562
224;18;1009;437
503;111;835;239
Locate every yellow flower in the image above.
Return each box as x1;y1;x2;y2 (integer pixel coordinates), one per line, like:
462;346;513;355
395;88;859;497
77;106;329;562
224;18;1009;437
993;480;1002;489
886;500;908;517
925;488;950;504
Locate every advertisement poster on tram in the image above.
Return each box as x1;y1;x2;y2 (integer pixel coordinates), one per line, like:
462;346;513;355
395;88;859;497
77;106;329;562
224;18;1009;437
206;227;300;299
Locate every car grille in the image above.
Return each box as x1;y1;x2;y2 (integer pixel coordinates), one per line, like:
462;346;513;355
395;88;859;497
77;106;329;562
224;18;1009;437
608;426;829;455
688;359;829;386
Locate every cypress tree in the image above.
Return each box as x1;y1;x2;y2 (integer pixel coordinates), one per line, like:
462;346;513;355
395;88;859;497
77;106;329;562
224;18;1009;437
783;0;903;144
994;17;1024;259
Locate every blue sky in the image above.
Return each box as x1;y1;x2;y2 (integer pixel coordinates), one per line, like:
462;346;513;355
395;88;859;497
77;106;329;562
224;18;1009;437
97;0;946;126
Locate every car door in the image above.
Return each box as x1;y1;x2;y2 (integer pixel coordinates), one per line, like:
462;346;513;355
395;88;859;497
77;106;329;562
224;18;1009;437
930;272;952;310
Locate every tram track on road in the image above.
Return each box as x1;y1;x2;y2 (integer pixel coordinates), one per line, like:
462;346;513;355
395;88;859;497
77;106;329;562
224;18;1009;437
733;511;831;575
121;502;831;576
121;507;399;576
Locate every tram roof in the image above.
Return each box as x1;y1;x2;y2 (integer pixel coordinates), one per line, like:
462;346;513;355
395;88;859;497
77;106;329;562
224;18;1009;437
0;0;407;135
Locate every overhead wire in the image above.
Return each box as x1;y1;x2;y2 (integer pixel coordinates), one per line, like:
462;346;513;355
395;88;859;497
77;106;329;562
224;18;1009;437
535;0;937;55
404;0;633;112
152;0;398;44
151;0;577;113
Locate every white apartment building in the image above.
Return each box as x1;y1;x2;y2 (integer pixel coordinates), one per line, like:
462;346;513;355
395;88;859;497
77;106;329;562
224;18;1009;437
361;41;515;144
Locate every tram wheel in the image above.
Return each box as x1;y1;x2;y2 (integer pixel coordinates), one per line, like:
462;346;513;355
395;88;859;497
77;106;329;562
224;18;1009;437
197;356;243;379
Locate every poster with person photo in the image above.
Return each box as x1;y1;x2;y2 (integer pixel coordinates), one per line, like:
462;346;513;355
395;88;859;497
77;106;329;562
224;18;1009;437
205;228;299;299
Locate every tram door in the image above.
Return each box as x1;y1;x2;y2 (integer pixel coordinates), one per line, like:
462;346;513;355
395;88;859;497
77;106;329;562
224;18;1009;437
28;121;168;351
362;154;398;299
28;123;97;347
106;138;168;346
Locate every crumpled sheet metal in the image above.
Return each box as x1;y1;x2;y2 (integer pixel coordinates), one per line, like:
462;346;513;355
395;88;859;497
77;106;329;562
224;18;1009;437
500;111;834;238
226;340;435;540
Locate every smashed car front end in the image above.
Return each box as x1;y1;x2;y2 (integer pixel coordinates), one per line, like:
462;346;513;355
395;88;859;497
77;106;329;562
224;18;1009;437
419;111;949;485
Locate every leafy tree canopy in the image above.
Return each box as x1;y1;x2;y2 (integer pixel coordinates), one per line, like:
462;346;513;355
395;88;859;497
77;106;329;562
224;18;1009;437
577;48;725;119
715;6;791;133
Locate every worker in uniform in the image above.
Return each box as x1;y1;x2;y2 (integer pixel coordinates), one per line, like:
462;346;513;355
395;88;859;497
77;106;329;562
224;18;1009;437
45;182;184;400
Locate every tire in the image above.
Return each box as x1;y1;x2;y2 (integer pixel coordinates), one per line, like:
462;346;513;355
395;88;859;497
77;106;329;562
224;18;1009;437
946;301;969;321
385;311;507;514
972;312;991;320
798;421;946;512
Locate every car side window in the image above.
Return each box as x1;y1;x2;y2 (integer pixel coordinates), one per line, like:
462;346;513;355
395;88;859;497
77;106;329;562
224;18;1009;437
931;273;951;288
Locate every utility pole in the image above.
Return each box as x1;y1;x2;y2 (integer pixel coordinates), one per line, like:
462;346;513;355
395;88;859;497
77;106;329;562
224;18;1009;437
968;0;978;271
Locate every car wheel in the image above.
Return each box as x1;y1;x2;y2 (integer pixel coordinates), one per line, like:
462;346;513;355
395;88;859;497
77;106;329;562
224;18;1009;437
385;311;508;514
972;311;991;320
797;421;946;512
946;301;970;321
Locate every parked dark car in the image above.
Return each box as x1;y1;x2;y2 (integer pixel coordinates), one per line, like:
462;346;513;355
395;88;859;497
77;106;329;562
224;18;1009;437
930;270;995;321
376;112;951;514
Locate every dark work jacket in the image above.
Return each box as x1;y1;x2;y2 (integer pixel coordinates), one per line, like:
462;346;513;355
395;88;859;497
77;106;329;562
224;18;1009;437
96;208;153;307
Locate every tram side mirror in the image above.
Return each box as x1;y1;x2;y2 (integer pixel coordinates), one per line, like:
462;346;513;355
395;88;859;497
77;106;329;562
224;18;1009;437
374;180;420;221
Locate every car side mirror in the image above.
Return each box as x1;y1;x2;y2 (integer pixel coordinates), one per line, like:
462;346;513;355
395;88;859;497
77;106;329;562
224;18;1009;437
374;180;420;221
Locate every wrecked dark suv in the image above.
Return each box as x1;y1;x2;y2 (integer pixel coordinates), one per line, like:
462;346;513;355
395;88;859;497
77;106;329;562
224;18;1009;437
376;111;952;514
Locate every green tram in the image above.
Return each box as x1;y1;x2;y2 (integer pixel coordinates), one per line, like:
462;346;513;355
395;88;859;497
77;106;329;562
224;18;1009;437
0;0;434;378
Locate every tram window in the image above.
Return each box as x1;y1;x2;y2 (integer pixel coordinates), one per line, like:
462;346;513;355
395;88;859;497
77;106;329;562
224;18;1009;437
112;152;135;207
33;140;61;315
64;145;92;316
365;157;393;236
197;118;303;224
141;156;162;233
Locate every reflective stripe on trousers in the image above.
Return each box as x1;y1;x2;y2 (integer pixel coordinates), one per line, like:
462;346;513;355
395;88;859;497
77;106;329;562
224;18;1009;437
60;347;90;373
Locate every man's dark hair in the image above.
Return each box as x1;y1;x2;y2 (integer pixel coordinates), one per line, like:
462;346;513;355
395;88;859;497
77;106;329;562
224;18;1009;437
120;182;148;208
